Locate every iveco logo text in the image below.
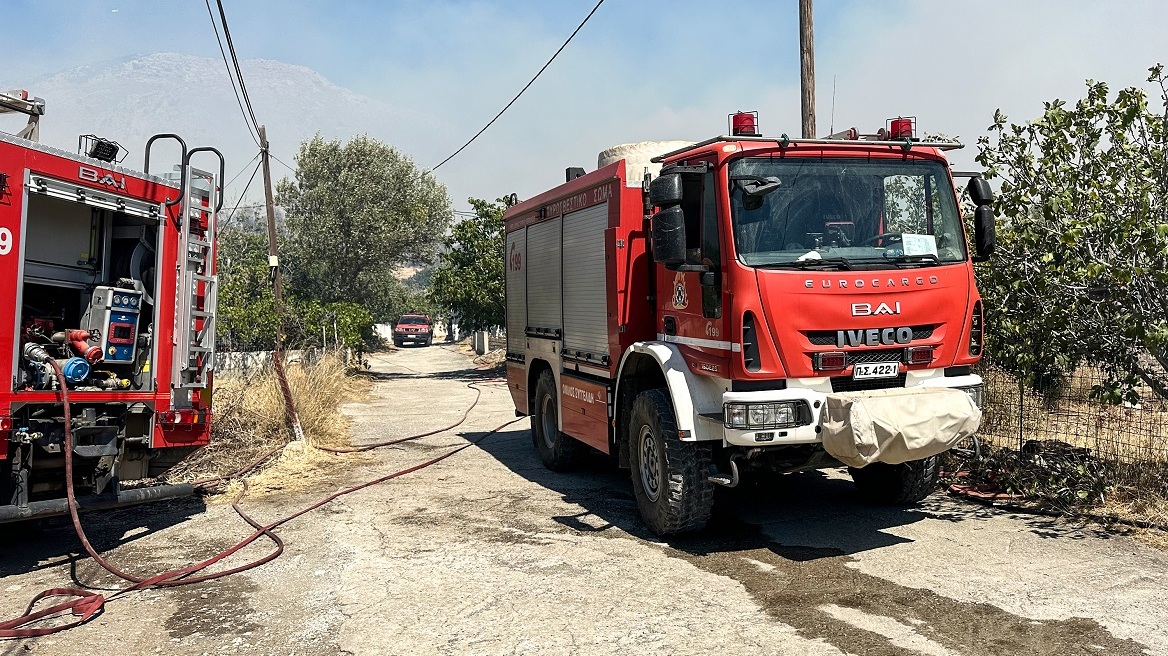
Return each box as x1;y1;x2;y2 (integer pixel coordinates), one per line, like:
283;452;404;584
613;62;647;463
837;327;914;348
78;166;126;190
852;302;901;317
805;276;939;289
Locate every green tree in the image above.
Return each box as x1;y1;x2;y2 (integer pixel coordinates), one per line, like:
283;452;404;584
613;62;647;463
976;64;1168;402
430;197;509;332
217;226;282;351
276;134;453;321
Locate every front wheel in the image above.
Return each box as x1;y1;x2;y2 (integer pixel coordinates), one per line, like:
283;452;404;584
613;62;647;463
848;456;940;505
530;371;583;471
628;389;714;536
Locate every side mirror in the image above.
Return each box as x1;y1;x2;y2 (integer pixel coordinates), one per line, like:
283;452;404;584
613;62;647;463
967;177;993;206
973;205;996;260
648;173;683;207
651;205;686;267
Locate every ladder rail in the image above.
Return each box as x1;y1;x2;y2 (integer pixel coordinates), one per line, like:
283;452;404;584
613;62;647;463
170;157;221;394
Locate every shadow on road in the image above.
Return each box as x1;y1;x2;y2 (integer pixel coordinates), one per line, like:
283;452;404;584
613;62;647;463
456;425;1147;655
0;495;206;577
464;424;923;558
463;422;1107;557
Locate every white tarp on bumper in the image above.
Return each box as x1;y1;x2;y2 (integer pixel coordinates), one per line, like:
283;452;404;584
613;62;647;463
820;387;981;468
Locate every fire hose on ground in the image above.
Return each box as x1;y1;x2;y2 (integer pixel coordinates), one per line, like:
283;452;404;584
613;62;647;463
0;356;517;639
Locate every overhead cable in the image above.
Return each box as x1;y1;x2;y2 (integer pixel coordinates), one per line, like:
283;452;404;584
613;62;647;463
215;0;263;138
204;0;260;146
431;0;606;171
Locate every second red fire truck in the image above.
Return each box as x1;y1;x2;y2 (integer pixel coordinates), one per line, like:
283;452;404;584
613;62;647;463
0;90;222;521
505;112;992;535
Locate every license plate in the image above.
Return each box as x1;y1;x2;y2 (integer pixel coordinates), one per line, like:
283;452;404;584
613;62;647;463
853;362;900;380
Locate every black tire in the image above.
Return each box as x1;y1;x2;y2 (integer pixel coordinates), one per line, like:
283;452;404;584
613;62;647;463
848;456;941;505
425;335;433;347
531;370;583;471
393;339;403;348
628;389;715;536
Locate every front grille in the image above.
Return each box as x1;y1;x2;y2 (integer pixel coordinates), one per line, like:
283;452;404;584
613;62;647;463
845;349;904;365
807;324;935;346
830;374;906;393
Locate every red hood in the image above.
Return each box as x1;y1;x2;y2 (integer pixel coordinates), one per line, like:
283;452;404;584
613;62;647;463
752;264;975;378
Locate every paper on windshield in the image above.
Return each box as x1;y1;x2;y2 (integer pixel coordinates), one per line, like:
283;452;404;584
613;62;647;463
901;234;938;257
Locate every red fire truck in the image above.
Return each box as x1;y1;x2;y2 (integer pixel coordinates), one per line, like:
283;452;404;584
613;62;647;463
504;113;994;535
0;90;222;521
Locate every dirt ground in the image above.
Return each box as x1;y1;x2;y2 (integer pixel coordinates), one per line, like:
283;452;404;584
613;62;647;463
3;345;1168;655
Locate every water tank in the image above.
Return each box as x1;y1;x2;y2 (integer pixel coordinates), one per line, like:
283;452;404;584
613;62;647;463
597;141;693;187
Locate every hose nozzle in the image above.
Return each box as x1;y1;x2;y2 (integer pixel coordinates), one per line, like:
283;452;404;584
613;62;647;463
22;342;53;365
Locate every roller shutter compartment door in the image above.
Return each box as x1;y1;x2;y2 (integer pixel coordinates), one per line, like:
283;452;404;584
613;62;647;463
525;216;562;335
561;202;609;360
505;228;527;353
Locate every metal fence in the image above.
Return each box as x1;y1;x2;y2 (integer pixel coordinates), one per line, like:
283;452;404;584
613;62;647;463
976;363;1168;464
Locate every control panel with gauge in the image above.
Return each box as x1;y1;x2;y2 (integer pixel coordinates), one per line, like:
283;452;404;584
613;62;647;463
85;286;143;364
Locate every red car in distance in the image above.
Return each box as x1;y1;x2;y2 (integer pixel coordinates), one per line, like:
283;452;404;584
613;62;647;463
393;314;433;347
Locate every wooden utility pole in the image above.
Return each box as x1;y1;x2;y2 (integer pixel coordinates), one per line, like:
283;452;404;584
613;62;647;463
258;125;283;307
799;0;816;138
257;124;304;442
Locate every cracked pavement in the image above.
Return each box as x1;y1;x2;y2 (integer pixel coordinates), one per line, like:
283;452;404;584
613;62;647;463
3;344;1167;655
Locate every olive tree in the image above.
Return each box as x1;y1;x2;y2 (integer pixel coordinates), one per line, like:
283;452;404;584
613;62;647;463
276;135;452;321
430;197;508;332
975;64;1168;402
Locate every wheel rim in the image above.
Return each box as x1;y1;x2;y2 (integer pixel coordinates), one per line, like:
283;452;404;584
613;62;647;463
540;394;558;449
638;425;662;502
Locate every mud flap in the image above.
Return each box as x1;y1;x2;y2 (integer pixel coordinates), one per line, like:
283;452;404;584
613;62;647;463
820;387;981;468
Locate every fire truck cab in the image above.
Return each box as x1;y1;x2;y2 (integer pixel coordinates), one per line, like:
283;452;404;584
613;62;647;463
504;113;995;535
0;91;222;521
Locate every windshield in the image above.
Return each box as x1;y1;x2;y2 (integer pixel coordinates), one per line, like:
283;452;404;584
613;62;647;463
398;316;429;325
729;157;966;268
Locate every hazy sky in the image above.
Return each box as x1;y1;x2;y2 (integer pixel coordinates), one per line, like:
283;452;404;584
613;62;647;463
6;0;1168;213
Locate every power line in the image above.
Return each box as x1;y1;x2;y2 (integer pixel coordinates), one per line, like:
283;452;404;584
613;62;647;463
431;0;605;171
221;160;264;229
215;0;262;137
223;151;261;190
270;152;296;175
204;0;259;146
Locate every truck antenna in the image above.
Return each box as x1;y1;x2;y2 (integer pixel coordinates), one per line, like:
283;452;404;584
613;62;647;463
829;75;837;136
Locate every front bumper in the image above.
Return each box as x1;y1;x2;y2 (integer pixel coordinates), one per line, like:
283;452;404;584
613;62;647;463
395;332;431;342
711;370;983;447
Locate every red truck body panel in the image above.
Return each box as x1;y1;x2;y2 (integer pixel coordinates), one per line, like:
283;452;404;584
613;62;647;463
0;131;215;505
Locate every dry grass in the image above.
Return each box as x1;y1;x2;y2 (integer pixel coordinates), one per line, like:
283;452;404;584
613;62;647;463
165;354;369;497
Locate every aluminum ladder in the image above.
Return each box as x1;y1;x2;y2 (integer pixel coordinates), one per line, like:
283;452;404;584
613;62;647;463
172;165;219;391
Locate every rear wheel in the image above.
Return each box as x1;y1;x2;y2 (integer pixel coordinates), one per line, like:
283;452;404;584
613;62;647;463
628;389;714;535
531;371;583;471
848;456;941;505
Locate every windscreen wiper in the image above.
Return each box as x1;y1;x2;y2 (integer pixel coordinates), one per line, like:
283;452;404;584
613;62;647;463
882;253;941;267
760;257;854;270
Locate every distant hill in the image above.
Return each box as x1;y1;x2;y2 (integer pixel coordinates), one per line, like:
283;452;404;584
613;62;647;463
16;52;437;204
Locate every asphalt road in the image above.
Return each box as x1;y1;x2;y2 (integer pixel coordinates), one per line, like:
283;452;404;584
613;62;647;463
3;344;1167;655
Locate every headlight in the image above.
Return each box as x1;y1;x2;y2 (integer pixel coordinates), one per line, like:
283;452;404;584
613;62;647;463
959;384;984;409
725;401;801;429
